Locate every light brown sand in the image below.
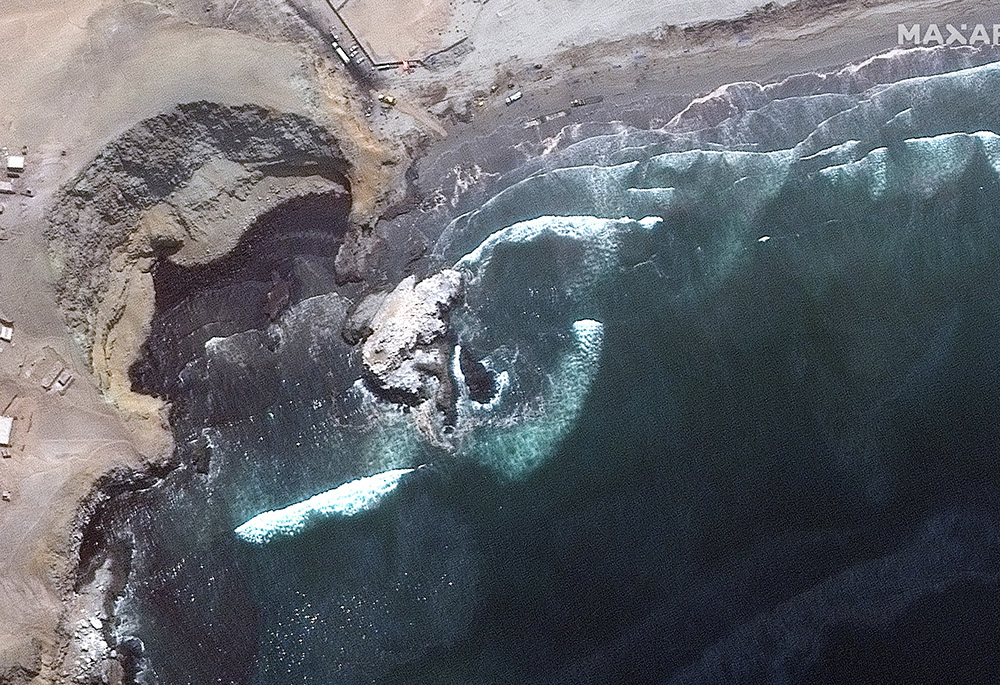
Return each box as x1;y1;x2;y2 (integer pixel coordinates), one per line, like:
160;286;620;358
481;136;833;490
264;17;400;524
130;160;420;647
339;0;801;64
0;0;405;676
340;0;463;63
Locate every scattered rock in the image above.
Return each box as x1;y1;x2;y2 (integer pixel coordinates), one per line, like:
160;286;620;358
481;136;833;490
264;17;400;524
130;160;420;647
106;656;125;685
459;346;496;403
0;638;41;685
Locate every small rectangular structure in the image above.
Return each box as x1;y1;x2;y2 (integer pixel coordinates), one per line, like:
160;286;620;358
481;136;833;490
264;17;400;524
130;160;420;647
5;155;24;172
39;364;63;390
55;369;74;394
0;181;14;195
0;416;12;447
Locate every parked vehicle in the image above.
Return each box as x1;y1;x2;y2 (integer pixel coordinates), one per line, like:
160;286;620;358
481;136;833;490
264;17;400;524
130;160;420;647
330;34;351;65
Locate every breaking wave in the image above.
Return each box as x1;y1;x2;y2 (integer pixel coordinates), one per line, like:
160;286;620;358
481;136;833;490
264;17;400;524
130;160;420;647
464;319;605;479
234;468;417;544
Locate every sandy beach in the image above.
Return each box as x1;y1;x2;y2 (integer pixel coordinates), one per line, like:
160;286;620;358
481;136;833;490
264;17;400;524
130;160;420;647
0;0;997;680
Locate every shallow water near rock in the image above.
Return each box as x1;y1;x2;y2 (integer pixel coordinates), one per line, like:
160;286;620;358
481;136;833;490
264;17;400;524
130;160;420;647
92;54;1000;683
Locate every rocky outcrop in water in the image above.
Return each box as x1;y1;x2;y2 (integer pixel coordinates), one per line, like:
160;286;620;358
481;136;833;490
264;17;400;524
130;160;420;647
360;269;464;409
459;346;496;403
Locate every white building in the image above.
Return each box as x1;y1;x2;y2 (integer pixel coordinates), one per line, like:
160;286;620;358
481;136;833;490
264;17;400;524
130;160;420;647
0;416;12;447
6;155;24;172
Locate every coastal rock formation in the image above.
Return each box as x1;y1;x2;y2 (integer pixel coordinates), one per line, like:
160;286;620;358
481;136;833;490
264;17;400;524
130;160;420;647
43;101;395;419
342;291;388;344
335;226;389;284
458;346;496;403
48;101;348;339
361;269;463;407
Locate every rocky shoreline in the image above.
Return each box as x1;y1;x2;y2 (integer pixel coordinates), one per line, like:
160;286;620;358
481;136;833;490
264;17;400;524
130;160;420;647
18;0;1000;674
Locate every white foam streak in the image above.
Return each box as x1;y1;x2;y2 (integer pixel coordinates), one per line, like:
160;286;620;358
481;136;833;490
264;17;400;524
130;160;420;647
455;214;662;270
234;468;417;544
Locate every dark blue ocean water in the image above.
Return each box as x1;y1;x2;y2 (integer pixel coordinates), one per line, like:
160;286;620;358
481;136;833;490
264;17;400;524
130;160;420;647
107;56;1000;684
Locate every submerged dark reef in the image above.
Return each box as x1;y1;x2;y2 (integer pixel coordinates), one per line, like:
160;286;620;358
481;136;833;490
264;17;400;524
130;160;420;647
75;46;1000;684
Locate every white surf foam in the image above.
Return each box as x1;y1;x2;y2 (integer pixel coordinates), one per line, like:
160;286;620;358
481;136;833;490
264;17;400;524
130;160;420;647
469;319;605;478
455;215;661;269
234;468;417;544
455;214;663;297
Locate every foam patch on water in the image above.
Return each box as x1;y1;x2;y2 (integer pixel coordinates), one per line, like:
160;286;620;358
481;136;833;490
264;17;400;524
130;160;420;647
455;214;662;297
342;378;433;478
234;468;417;544
798;139;862;163
973;130;1000;175
456;215;660;268
468;319;605;478
205;334;244;360
451;344;466;388
815;131;1000;201
818;147;889;199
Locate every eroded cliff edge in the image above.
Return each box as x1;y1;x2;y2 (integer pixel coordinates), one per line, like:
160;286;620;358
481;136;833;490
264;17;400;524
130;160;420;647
45;101;407;422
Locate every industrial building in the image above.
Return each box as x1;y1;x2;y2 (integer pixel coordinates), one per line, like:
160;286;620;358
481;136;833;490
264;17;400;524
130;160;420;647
0;415;13;447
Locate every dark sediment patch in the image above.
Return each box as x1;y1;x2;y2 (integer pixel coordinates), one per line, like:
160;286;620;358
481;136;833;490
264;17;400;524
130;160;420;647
130;190;351;413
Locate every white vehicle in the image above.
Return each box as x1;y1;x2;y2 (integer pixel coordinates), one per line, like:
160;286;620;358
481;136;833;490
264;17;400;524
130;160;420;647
504;91;523;105
330;37;351;65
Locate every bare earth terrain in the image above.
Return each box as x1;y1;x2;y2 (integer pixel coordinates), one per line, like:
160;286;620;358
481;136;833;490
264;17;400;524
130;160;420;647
0;0;996;681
